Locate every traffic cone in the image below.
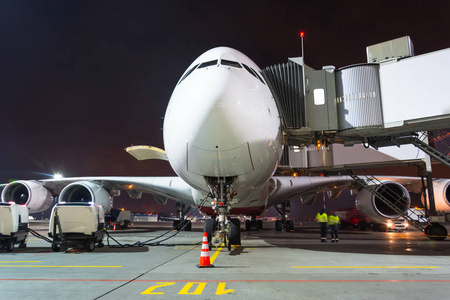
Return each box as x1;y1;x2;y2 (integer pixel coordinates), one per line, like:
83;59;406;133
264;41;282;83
197;232;214;268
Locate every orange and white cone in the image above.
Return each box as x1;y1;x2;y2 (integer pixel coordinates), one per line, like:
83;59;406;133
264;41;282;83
197;232;214;268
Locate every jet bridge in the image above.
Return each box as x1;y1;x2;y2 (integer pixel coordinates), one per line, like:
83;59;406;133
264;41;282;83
262;36;450;240
262;36;450;170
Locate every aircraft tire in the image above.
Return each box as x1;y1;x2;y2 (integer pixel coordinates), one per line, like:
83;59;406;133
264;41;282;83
245;220;251;231
257;220;263;230
204;218;215;249
286;220;294;231
229;218;241;248
275;220;282;231
183;220;192;231
173;219;181;230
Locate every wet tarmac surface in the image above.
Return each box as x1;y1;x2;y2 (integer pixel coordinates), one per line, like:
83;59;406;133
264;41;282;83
1;221;450;299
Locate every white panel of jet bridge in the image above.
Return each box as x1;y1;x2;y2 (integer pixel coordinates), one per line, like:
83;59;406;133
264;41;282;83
287;143;425;170
379;48;450;129
331;143;426;168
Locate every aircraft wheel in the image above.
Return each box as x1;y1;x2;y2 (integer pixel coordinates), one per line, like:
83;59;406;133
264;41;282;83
245;220;251;231
85;239;95;252
257;220;263;230
427;224;447;241
228;218;241;249
173;219;181;230
286;220;294;231
204;218;215;250
183;220;192;231
275;220;282;231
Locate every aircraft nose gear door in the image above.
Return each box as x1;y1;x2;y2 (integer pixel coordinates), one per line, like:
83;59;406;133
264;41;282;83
204;176;241;250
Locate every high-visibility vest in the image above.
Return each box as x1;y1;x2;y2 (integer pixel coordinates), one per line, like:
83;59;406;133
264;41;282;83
328;215;340;225
316;213;328;223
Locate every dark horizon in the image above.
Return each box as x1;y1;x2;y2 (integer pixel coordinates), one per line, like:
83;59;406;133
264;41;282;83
3;1;450;218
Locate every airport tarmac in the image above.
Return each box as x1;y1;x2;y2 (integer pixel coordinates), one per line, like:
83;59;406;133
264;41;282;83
1;221;450;299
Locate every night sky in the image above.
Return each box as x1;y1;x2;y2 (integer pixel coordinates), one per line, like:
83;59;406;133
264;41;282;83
1;1;449;217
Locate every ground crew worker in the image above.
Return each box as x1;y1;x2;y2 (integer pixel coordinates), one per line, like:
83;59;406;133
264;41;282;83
328;211;341;243
316;208;328;242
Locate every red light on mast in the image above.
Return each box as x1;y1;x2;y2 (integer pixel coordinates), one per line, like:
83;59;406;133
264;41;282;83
300;32;305;38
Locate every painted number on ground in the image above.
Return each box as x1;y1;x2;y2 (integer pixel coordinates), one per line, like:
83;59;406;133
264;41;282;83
141;282;235;295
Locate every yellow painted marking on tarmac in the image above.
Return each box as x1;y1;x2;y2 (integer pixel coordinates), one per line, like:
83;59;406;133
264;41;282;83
0;265;122;268
0;261;41;263
216;282;235;295
141;282;175;295
175;247;201;250
178;282;207;295
209;243;224;264
293;266;438;269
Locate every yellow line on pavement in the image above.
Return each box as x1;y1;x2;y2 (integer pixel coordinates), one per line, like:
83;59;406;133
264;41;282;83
293;266;438;269
0;265;122;268
0;261;41;263
210;243;224;264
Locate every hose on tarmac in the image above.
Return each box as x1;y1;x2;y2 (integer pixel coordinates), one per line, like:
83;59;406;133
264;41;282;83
24;195;210;249
103;195;210;248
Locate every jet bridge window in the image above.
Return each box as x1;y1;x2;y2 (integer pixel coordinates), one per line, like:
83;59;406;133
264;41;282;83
220;59;242;68
314;88;325;105
198;60;218;68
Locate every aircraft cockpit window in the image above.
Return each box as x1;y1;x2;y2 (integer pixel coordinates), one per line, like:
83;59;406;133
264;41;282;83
220;59;242;68
178;64;199;84
198;60;218;69
243;64;266;85
243;64;257;78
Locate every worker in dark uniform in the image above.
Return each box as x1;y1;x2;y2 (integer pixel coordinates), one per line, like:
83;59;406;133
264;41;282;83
328;211;341;243
315;208;328;242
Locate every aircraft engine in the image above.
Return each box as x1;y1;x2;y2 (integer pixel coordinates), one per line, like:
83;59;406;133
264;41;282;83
1;180;53;213
59;181;112;213
423;179;450;212
355;181;410;223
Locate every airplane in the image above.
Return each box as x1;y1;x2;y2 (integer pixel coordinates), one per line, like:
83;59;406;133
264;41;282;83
1;47;449;249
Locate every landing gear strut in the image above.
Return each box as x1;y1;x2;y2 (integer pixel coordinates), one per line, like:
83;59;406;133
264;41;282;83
275;201;294;231
204;176;241;250
173;203;192;231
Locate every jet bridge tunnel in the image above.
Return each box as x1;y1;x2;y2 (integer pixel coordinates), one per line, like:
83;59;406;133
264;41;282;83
261;36;450;170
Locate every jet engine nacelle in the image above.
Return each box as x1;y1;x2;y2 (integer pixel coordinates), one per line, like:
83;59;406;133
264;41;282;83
423;179;450;212
58;181;112;213
356;181;410;223
1;180;54;213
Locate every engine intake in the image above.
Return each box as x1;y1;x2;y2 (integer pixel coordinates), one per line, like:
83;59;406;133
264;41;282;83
1;180;53;213
59;181;112;213
356;181;410;223
424;179;450;212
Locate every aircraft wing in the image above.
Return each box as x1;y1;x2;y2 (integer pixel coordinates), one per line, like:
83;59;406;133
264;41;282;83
1;176;196;213
267;175;358;206
267;175;428;207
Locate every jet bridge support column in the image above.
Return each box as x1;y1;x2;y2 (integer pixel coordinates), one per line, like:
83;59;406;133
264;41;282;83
423;157;448;240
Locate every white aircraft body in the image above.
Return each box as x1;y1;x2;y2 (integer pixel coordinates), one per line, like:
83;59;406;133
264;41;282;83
2;47;450;246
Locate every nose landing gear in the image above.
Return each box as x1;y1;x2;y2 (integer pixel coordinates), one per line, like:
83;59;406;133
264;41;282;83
204;176;241;251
